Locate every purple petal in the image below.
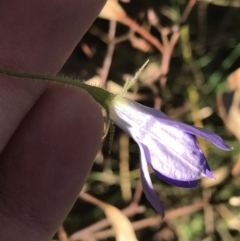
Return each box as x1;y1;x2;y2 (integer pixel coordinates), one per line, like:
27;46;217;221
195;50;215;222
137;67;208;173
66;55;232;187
129;100;231;151
140;144;199;188
136;118;212;182
167;124;231;151
155;172;198;188
139;145;165;217
204;158;215;179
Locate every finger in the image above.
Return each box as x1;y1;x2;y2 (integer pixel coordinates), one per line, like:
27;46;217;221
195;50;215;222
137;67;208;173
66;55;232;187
0;0;106;151
0;84;104;239
0;0;107;71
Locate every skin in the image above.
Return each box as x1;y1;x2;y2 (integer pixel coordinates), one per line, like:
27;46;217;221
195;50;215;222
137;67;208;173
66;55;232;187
0;0;106;240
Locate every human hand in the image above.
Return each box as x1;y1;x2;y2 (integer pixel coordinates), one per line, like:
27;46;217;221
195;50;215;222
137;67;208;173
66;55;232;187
0;1;106;240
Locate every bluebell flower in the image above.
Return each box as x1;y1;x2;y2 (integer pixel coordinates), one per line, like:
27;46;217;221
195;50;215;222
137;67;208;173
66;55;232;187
108;97;231;217
0;60;230;217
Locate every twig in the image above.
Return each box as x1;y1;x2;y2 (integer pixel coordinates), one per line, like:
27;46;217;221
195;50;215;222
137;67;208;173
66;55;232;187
100;20;117;87
70;186;144;241
181;0;197;23
119;133;132;201
119;17;164;54
203;189;214;236
152;0;197;108
160;0;197;79
89;200;208;240
132;180;143;204
57;225;69;241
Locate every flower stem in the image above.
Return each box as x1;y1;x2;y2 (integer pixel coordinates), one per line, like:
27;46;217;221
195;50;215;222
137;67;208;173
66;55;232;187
0;68;114;110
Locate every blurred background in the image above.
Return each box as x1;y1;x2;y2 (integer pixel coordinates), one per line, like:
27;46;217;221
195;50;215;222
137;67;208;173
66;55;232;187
57;0;240;240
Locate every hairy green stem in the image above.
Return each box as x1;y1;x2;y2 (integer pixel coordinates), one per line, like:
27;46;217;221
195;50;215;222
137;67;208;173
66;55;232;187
0;68;114;110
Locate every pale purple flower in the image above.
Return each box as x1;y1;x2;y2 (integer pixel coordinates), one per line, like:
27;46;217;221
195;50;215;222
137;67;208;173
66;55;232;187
108;97;231;217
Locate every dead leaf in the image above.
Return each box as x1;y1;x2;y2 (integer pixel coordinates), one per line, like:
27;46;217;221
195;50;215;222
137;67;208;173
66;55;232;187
217;68;240;140
80;193;138;241
229;196;240;206
201;166;230;188
104;204;138;241
99;0;126;22
129;34;152;52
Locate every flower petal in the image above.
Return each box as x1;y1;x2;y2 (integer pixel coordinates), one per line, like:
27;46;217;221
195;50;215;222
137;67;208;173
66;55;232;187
117;98;231;151
160;119;231;151
136;117;213;182
155;172;198;188
141;144;201;188
139;144;165;217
